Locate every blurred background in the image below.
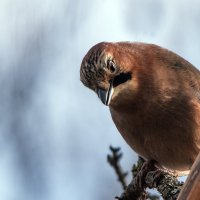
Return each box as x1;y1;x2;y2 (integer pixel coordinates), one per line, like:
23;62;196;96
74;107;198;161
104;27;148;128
0;0;200;199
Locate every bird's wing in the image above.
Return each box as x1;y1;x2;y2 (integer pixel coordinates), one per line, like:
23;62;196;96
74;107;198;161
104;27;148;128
183;63;200;102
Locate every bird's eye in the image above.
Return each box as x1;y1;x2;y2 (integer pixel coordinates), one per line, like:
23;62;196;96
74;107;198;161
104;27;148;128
107;60;116;73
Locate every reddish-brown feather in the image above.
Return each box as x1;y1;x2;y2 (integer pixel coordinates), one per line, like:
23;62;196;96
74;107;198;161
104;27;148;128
80;42;200;174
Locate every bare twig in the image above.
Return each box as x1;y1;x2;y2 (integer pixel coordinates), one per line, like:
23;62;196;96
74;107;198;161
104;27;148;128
107;146;128;190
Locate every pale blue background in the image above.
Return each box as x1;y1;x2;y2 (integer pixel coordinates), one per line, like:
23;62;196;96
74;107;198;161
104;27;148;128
0;0;199;199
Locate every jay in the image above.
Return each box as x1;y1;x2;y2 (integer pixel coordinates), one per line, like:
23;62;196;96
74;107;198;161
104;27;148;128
80;42;200;175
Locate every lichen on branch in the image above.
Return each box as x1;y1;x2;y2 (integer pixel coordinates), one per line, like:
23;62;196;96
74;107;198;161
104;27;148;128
107;146;184;200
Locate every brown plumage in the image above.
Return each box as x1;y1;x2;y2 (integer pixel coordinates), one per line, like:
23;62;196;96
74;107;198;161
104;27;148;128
80;42;200;175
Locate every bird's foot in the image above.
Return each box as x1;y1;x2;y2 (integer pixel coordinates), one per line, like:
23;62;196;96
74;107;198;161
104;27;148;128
145;168;163;188
134;160;157;189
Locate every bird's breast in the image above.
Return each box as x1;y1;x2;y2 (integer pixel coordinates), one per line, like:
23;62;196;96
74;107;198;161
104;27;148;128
110;99;200;172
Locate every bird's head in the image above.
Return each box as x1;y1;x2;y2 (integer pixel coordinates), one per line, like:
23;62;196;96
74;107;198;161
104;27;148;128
80;42;140;107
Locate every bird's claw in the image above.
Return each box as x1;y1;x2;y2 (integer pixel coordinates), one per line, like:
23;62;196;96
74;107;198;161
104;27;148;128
134;160;157;188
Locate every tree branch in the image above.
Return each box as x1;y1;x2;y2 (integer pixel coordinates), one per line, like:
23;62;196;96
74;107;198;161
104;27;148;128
177;152;200;200
107;147;184;200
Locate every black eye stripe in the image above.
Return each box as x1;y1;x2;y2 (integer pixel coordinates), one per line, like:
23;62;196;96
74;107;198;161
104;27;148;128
113;72;132;87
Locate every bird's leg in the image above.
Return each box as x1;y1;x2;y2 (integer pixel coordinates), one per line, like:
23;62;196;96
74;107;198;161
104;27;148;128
151;162;178;178
159;167;178;177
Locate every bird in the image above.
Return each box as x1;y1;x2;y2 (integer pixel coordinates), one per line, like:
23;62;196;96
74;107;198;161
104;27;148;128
80;42;200;175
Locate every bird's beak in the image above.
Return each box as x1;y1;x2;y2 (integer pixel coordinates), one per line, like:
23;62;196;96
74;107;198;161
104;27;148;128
97;80;114;106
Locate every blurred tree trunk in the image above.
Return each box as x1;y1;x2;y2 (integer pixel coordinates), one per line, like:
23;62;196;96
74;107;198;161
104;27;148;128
178;152;200;200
